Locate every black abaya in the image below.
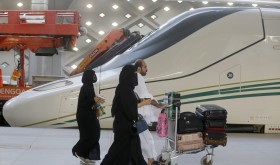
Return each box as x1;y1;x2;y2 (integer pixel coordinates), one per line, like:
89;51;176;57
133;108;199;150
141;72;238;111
72;70;100;160
101;65;147;165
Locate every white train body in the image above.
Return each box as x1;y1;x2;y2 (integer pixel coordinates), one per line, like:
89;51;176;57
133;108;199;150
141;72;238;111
3;7;280;133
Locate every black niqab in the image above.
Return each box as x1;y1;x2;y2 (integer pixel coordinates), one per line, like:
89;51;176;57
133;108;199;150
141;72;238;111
111;65;138;117
119;65;138;89
82;70;97;84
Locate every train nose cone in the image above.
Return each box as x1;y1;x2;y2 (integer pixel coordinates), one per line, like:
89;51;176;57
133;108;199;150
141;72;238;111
3;97;20;126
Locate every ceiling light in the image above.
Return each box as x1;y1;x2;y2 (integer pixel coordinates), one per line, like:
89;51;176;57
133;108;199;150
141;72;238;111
164;7;170;11
85;39;92;43
99;31;105;35
151;14;157;20
15;54;20;60
138;6;145;11
99;13;105;17
112;5;119;9
252;4;258;7
152;0;157;2
17;2;23;7
125;13;131;19
71;65;77;69
202;1;208;5
177;0;183;3
86;4;93;8
227;2;234;6
85;21;92;26
1;62;9;68
73;46;79;51
138;23;144;28
112;22;118;27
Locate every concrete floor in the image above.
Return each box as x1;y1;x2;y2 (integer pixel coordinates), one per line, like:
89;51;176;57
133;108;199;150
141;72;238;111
0;127;280;165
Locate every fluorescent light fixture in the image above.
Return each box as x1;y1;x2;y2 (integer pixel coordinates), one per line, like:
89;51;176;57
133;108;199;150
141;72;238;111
138;6;144;11
152;0;157;2
98;31;105;35
71;65;77;69
99;13;105;17
112;5;119;9
86;4;93;8
15;54;20;60
202;1;208;5
164;7;170;11
125;13;131;18
85;39;92;43
252;3;258;7
1;62;9;68
112;22;118;27
178;0;183;3
227;2;234;6
17;2;23;7
138;23;144;28
151;14;157;20
85;21;92;26
73;46;79;51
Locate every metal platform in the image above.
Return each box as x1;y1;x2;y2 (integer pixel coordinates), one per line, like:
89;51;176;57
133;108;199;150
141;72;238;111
0;127;280;165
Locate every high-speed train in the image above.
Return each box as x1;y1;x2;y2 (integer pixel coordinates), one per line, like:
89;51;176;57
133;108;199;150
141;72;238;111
3;7;280;133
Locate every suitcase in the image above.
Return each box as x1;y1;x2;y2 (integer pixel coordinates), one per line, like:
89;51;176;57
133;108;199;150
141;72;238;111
204;119;227;128
156;110;168;137
166;92;181;120
205;127;226;134
177;112;203;134
195;104;227;120
170;132;204;152
204;132;227;146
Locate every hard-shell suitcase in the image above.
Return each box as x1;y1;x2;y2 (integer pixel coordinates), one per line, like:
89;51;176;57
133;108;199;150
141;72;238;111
195;104;227;120
176;133;204;152
156;110;168;137
204;132;227;146
177;112;203;134
204;119;227;128
170;132;204;152
205;127;226;134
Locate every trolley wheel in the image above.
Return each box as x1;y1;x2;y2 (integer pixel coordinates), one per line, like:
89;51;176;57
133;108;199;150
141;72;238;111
200;155;213;165
156;156;171;165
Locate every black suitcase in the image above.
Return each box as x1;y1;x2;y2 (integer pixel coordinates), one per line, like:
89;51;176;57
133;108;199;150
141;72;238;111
204;119;227;128
195;104;227;120
204;132;226;140
177;112;203;134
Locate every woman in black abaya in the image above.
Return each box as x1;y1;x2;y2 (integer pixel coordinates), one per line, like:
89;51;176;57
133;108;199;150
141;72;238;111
101;65;147;165
72;70;101;164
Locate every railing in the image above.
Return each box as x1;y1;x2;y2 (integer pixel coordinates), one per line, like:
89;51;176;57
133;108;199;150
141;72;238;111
0;10;79;35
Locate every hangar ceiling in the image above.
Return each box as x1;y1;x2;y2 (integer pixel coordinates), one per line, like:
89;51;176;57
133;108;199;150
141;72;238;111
0;0;280;77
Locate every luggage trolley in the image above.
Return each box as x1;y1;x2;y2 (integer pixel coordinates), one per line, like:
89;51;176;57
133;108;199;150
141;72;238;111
155;93;220;165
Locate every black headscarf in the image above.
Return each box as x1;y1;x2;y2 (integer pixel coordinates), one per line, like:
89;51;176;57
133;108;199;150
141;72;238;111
119;65;138;89
111;65;138;117
82;70;97;84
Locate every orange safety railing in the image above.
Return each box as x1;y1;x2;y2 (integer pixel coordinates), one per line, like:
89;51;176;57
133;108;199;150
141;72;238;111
0;10;79;36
